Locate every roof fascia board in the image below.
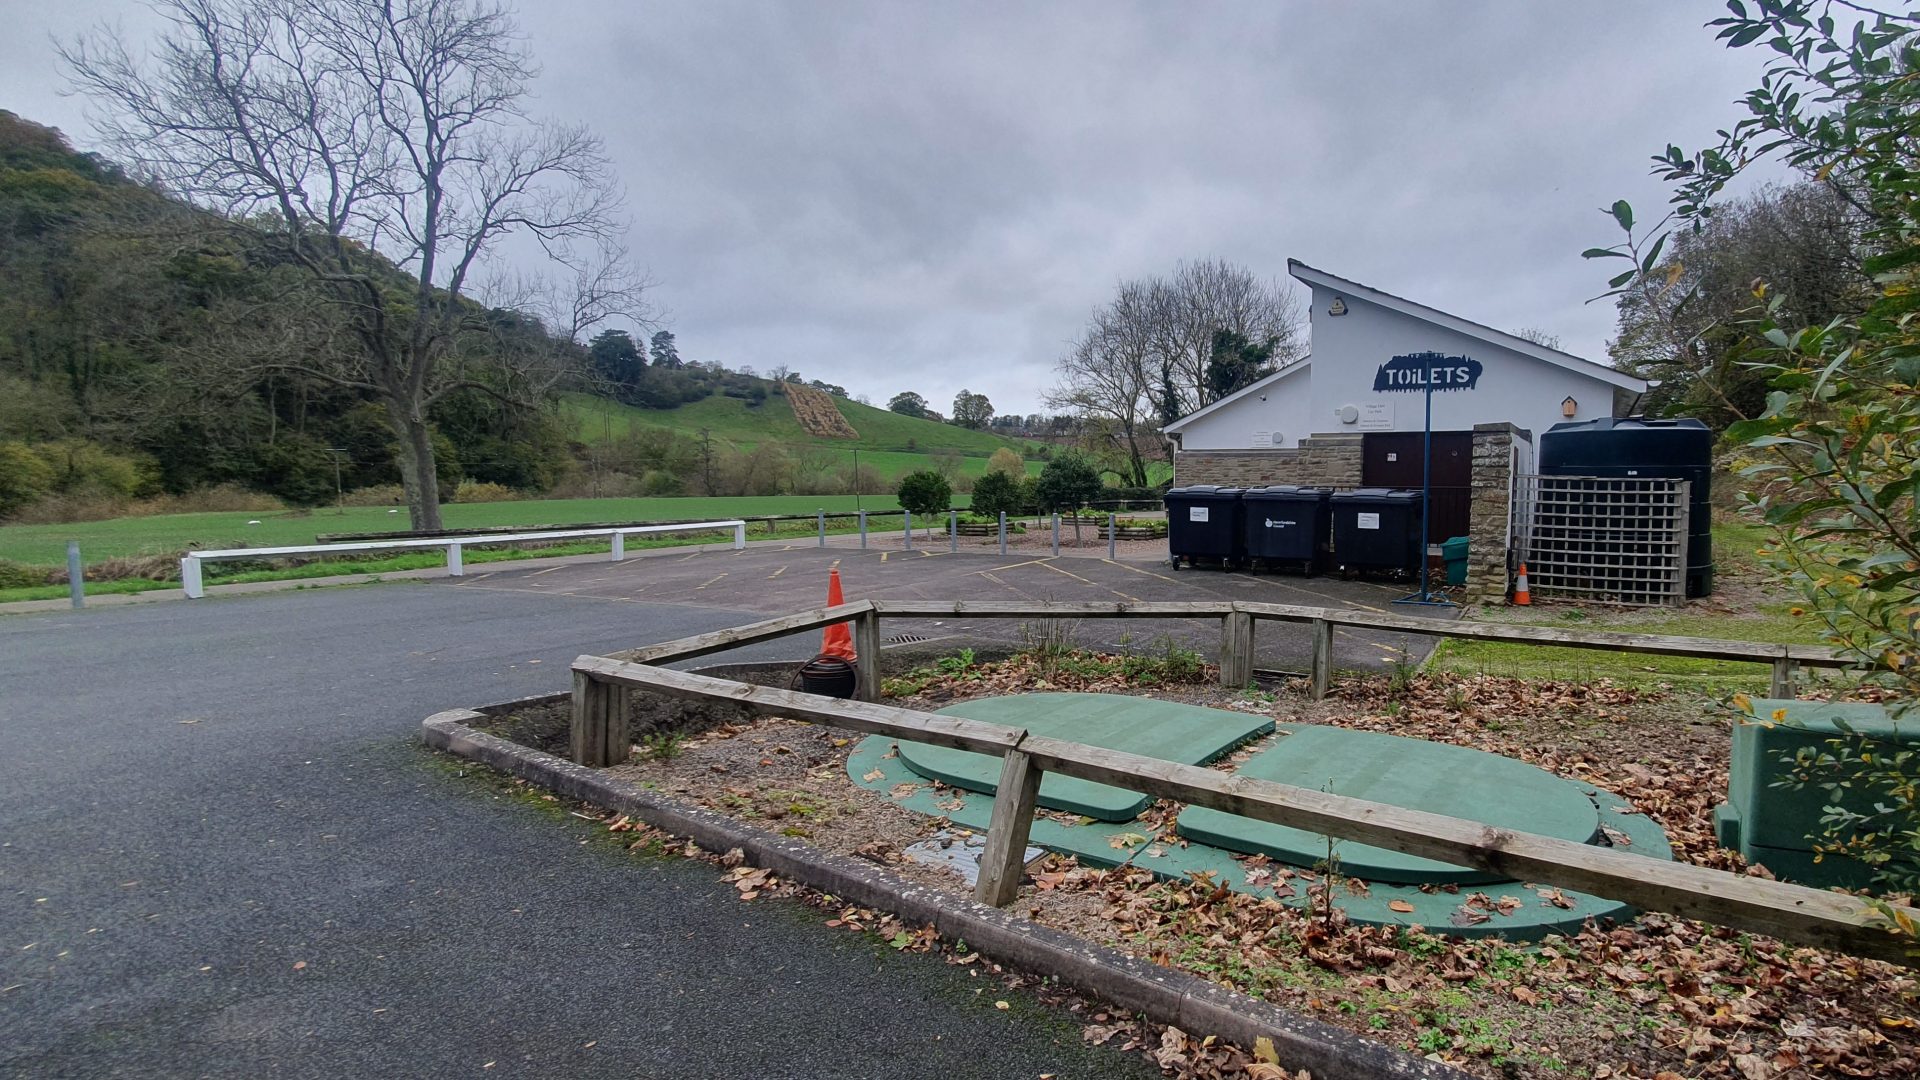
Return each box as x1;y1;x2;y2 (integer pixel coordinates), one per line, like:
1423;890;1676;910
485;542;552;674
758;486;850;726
1287;259;1647;392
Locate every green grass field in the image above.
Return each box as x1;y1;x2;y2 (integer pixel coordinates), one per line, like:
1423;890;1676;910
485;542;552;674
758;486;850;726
0;511;930;603
562;392;1045;469
0;494;945;568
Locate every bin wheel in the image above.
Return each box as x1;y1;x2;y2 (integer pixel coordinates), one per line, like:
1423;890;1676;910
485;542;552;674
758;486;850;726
1169;557;1182;570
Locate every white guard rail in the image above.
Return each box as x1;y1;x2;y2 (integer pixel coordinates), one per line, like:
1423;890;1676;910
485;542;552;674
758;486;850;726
179;520;748;599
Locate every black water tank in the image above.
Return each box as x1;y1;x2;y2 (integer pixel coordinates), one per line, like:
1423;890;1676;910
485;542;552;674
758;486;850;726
1539;417;1714;598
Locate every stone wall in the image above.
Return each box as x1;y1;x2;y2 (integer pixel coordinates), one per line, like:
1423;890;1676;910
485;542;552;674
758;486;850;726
1464;424;1520;604
1173;434;1364;489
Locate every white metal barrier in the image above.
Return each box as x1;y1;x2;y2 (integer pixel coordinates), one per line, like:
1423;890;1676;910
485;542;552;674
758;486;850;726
179;520;748;599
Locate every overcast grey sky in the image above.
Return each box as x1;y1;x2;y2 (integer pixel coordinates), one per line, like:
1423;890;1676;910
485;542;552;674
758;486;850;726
3;2;1773;415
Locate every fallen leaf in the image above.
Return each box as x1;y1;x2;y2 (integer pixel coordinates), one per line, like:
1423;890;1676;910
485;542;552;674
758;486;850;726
994;1000;1010;1010
1108;832;1148;850
1388;900;1415;913
862;769;885;782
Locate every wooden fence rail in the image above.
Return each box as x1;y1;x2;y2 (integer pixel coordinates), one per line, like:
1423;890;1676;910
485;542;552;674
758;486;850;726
585;599;1852;747
858;599;1848;700
569;653;1911;967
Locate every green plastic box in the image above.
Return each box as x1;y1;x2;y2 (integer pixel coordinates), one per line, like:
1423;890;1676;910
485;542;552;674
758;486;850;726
1441;535;1469;586
1714;698;1911;888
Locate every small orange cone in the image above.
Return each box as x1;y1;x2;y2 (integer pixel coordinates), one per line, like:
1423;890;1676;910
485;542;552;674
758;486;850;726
821;567;857;661
1513;562;1531;606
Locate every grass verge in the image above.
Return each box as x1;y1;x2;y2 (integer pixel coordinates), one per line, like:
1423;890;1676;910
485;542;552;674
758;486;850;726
0;514;919;604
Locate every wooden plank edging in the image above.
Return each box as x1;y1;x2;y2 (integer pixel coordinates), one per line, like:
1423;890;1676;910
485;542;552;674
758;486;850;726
609;601;877;664
573;655;1913;967
1014;734;1908;965
419;707;1471;1080
573;655;1025;754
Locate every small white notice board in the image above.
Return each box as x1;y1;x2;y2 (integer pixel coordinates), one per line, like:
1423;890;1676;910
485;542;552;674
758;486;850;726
1356;512;1381;530
1190;506;1209;522
1358;403;1394;430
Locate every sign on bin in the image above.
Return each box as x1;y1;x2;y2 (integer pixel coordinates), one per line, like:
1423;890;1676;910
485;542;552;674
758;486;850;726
1357;512;1380;530
1190;506;1209;522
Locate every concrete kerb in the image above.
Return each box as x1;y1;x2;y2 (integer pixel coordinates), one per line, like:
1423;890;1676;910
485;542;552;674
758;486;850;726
420;705;1467;1080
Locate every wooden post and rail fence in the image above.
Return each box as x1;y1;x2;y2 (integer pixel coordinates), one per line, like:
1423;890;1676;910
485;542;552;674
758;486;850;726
556;598;1906;966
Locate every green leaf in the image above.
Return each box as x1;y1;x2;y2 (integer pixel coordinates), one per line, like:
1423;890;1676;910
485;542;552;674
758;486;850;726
1610;199;1634;232
1639;232;1669;272
1581;247;1631;260
1608;269;1636;289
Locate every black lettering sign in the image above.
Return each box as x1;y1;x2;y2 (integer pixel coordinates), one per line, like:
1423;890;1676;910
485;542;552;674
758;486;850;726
1372;351;1481;393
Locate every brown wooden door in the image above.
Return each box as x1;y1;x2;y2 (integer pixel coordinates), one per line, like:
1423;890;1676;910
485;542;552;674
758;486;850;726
1362;432;1473;543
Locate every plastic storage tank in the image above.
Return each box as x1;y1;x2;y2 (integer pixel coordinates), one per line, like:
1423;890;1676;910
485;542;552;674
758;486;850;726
1163;486;1244;569
1241;486;1331;574
1713;698;1913;888
1330;489;1423;575
1538;417;1714;598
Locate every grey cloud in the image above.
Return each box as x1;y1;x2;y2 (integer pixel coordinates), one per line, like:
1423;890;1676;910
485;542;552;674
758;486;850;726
5;1;1773;414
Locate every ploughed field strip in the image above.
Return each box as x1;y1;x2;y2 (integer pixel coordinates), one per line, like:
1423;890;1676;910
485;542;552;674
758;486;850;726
851;691;1672;938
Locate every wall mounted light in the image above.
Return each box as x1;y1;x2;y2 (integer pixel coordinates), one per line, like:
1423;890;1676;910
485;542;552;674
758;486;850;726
1562;396;1578;418
1328;297;1348;316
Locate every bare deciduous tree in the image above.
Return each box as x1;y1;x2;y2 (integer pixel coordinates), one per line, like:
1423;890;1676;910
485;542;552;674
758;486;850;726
1049;260;1303;485
1145;259;1304;423
63;0;642;528
1048;280;1159;486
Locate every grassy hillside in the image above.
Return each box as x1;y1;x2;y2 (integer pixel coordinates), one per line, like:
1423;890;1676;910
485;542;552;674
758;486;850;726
561;392;1040;461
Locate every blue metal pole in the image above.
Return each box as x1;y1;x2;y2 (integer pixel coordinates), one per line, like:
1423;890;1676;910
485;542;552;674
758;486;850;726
1420;359;1434;601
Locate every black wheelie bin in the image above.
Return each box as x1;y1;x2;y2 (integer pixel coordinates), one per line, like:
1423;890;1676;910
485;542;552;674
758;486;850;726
1241;485;1331;574
1164;485;1244;570
1330;488;1422;576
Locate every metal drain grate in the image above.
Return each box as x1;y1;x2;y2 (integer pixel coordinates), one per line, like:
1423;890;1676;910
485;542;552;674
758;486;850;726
887;633;932;645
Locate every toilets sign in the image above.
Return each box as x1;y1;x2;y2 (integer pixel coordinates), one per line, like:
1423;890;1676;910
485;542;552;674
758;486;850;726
1373;351;1481;393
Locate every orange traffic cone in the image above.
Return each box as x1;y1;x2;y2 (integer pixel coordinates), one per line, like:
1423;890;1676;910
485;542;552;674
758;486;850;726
1513;562;1531;606
821;567;857;661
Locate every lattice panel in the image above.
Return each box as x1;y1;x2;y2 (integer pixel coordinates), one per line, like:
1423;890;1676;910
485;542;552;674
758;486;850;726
1512;476;1690;606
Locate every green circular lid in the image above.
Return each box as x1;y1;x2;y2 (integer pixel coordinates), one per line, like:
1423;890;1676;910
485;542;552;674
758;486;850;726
1177;725;1600;885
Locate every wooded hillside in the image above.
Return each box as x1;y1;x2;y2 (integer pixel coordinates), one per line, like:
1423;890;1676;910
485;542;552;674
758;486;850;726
0;110;572;520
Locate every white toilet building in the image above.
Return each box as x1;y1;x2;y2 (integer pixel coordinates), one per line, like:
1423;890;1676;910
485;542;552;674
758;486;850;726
1164;260;1649;600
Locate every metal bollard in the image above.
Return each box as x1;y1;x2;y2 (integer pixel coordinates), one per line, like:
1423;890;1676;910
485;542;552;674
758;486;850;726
1051;514;1060;557
1108;513;1117;561
904;511;913;551
998;511;1007;555
859;510;868;549
818;510;826;547
949;510;958;553
67;541;84;609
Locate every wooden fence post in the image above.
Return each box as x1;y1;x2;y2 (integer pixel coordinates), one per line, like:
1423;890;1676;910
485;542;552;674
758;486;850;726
1309;617;1333;701
1219;608;1254;687
571;670;629;767
1771;656;1800;700
975;746;1043;906
855;610;883;701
